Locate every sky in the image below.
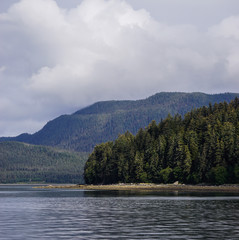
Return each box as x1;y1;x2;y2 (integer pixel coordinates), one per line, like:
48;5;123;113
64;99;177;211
1;0;239;136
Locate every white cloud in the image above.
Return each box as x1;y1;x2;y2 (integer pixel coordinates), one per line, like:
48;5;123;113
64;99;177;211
0;0;239;136
209;15;239;81
210;15;239;39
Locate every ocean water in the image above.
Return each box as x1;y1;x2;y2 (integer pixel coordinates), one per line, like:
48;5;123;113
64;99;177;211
0;185;239;239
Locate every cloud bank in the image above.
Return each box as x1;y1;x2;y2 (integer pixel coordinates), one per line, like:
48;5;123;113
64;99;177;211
0;0;239;136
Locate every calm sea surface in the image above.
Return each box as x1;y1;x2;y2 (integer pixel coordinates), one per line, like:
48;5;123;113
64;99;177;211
0;185;239;239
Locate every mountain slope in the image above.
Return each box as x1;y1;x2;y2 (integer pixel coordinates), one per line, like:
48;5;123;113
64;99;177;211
0;142;88;183
1;92;239;152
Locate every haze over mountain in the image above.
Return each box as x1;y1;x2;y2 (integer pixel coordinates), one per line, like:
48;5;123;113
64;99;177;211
1;92;238;152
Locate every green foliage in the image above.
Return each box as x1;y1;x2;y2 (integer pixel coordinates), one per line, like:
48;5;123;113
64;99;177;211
1;92;238;152
159;167;173;183
0;142;88;183
234;165;239;183
134;151;147;183
84;98;239;185
210;166;228;185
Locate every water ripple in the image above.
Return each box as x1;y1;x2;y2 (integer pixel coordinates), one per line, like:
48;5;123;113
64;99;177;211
0;186;239;239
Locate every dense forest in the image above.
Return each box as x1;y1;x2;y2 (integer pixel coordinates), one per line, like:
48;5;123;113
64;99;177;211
1;92;238;152
84;98;239;185
0;142;88;183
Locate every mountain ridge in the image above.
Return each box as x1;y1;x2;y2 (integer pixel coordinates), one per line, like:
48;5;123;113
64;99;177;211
1;92;239;152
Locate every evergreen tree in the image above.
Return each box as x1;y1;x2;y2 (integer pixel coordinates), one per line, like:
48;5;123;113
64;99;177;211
84;98;239;185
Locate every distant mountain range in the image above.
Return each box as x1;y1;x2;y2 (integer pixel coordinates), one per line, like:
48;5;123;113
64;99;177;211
1;92;239;152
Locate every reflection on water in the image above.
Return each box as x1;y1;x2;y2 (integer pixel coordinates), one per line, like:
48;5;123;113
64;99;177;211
0;185;239;239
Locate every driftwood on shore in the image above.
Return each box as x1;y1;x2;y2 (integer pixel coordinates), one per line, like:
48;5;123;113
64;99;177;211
36;183;239;193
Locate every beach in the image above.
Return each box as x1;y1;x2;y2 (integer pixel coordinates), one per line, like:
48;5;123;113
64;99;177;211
37;183;239;192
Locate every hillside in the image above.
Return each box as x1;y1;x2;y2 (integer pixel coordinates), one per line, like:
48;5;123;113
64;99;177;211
0;142;88;183
85;98;239;185
1;92;239;152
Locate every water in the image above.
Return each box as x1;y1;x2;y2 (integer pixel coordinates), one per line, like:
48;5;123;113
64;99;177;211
0;185;239;239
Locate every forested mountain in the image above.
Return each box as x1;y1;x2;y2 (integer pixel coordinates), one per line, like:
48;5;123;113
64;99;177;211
1;92;238;152
84;98;239;185
0;142;88;183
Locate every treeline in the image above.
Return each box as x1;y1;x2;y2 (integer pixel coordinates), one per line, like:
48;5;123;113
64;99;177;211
0;142;88;183
84;98;239;185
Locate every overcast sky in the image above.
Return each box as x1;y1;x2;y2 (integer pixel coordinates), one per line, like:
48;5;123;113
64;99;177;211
1;0;239;136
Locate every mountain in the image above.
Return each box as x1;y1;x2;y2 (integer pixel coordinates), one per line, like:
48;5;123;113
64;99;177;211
0;141;88;183
85;97;239;185
1;92;239;152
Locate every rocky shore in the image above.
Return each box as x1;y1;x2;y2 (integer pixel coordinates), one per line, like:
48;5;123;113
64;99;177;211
36;183;239;192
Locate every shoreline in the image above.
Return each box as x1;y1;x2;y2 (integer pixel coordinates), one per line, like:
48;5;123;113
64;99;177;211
36;183;239;193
